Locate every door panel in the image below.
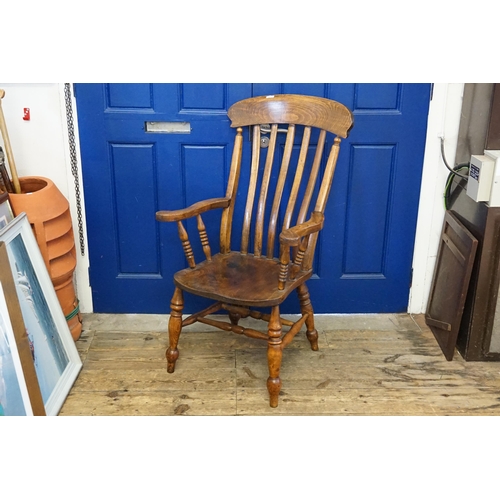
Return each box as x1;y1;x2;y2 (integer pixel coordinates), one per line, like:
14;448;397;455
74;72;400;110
343;144;394;275
355;83;401;110
75;83;431;313
111;142;158;275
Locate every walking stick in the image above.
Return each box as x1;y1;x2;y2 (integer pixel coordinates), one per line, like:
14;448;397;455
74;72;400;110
0;89;22;194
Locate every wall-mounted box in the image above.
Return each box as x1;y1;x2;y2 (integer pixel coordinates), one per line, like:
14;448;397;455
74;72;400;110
466;154;495;202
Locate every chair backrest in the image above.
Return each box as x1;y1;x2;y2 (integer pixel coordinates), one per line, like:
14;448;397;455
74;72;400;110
220;94;353;270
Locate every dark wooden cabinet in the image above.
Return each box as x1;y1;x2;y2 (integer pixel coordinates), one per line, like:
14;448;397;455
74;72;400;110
448;177;500;360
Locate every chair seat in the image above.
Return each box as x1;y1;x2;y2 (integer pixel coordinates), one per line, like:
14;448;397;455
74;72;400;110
174;251;311;307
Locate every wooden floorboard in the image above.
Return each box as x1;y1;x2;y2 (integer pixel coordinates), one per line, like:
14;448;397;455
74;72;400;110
58;313;500;416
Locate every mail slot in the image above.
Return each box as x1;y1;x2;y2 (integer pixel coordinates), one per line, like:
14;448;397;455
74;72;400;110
145;121;191;134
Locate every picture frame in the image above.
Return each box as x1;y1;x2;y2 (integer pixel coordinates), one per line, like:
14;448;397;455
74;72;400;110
0;213;82;416
0;191;14;230
0;281;33;415
0;242;45;416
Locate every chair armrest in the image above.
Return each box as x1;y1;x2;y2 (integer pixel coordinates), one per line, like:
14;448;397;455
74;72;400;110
156;197;231;222
279;212;324;247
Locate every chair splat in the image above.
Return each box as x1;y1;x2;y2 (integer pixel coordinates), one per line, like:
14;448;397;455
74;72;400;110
254;123;278;257
241;125;261;255
297;129;326;225
283;125;311;232
266;123;295;259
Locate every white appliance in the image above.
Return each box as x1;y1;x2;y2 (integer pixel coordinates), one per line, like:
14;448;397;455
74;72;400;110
467;150;500;206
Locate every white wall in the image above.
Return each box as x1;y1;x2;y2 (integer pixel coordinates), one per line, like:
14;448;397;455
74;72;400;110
0;83;92;312
0;82;463;315
408;83;464;313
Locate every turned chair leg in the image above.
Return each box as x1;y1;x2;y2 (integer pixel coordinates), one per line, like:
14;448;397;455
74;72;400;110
297;283;319;351
267;305;283;408
166;287;184;373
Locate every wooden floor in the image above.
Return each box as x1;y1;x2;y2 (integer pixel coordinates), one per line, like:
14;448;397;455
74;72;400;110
59;312;500;416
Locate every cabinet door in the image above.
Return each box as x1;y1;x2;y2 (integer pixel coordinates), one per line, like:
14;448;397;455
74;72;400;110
426;211;478;360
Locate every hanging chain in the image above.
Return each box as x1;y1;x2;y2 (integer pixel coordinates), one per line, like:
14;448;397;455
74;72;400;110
64;83;85;256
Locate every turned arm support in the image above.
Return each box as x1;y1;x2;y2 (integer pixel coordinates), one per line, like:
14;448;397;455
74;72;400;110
278;212;324;289
156;197;231;222
156;197;231;268
279;211;324;247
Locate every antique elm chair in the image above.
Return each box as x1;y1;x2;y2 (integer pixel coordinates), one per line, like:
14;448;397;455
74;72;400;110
156;94;353;407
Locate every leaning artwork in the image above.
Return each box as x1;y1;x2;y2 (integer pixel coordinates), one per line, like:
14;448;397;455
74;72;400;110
0;213;82;415
0;282;34;415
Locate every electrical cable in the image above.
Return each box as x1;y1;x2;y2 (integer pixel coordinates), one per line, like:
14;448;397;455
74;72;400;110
440;137;469;180
443;163;469;209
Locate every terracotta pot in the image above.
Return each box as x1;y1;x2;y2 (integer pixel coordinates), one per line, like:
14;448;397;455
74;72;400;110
9;176;82;340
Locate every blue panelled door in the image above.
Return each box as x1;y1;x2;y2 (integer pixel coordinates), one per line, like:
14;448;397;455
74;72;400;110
75;83;431;314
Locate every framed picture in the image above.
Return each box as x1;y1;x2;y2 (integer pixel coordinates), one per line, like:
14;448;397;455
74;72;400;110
0;192;14;230
0;242;45;416
0;213;82;416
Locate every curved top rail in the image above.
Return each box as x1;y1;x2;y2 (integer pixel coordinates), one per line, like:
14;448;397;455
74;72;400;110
228;94;354;138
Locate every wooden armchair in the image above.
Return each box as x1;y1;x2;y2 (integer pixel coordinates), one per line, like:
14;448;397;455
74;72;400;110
156;94;353;407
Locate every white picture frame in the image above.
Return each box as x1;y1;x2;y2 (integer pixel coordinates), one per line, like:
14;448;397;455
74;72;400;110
0;241;45;416
0;213;82;415
0;281;36;415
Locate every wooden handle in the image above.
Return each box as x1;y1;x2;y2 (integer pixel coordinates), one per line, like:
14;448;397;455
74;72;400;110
0;89;22;194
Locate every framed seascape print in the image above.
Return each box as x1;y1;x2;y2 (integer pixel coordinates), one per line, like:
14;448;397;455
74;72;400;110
0;242;45;416
0;213;82;416
0;192;14;230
